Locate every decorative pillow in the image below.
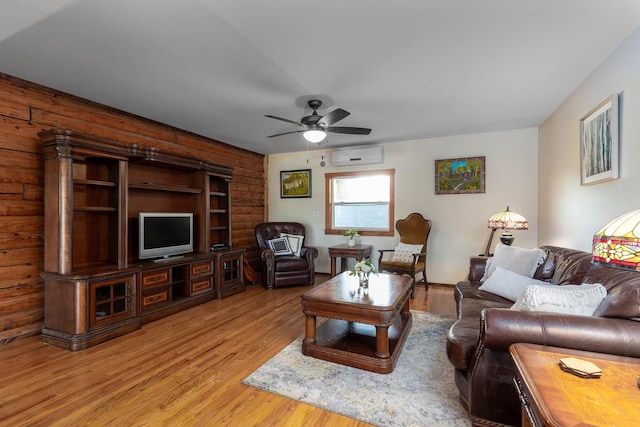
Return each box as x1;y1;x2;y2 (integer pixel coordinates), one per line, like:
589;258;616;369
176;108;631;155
280;233;304;257
511;283;607;316
267;237;292;256
479;266;551;301
481;243;546;282
391;242;423;263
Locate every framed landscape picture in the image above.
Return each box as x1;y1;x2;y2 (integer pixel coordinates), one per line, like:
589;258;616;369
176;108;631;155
280;169;312;198
435;156;486;195
580;94;619;185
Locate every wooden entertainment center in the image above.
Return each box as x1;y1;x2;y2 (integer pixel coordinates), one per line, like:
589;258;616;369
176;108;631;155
39;129;244;350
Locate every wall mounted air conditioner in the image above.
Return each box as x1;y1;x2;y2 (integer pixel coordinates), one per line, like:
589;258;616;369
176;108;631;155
331;146;383;167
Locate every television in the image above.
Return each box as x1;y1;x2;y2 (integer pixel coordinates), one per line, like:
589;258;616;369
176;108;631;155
138;212;194;261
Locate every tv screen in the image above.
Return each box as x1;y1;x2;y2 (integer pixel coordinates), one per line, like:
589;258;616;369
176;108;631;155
139;213;194;260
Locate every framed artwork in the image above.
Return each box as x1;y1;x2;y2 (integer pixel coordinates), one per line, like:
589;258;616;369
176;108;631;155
435;156;485;195
580;94;619;185
280;169;312;198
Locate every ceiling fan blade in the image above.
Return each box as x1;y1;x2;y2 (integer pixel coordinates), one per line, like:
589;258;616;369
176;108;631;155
266;130;305;138
318;108;350;127
326;126;372;135
264;115;303;127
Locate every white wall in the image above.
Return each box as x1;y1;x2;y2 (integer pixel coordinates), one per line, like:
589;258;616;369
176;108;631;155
267;127;538;284
538;27;640;251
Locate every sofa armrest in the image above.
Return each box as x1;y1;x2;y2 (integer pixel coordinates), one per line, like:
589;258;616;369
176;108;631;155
468;256;488;281
260;248;275;262
479;308;640;357
411;252;427;261
377;249;394;264
260;248;276;288
301;246;319;262
467;308;640;425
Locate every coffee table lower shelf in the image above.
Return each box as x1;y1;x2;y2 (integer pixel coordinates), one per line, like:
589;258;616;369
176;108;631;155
302;312;412;374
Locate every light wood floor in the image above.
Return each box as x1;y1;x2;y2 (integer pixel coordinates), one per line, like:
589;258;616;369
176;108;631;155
0;275;455;426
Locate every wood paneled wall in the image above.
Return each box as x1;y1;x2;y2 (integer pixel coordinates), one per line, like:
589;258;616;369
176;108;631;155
0;73;265;344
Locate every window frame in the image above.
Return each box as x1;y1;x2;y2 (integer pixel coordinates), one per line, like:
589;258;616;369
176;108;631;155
324;169;395;237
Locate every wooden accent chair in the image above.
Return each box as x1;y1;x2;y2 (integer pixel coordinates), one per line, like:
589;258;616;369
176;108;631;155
377;213;432;295
254;222;318;289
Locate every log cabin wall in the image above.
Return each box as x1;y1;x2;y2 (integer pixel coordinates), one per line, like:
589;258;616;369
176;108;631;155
0;73;266;344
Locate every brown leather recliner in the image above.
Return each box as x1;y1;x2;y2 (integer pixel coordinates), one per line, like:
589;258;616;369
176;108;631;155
254;222;318;289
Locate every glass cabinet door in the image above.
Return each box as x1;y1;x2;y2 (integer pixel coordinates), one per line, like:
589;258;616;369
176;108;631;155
217;250;245;299
89;275;135;327
223;257;240;282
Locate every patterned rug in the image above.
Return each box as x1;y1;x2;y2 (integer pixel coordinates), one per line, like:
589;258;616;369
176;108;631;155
242;311;469;426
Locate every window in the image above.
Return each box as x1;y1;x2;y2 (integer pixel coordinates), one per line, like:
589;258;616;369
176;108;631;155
325;169;395;236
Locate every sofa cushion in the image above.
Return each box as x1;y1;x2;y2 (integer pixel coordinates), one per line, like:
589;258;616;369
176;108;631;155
538;246;593;284
585;262;640;319
479;266;550;301
459;292;512;318
482;243;546;282
511;283;607;316
594;285;640;319
274;255;309;271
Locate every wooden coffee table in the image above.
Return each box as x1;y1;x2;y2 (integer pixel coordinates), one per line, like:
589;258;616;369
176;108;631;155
300;272;412;374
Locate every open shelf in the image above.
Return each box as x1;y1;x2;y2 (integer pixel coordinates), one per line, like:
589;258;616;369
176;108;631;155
74;206;118;212
74;179;117;187
129;182;202;194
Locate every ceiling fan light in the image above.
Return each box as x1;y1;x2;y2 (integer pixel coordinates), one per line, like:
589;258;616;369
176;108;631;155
303;129;327;143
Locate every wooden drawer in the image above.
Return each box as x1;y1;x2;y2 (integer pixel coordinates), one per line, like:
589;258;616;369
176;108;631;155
142;289;170;307
142;269;171;288
191;261;212;277
191;277;213;295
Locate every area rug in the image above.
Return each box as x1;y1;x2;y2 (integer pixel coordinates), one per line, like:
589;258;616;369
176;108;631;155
242;311;469;426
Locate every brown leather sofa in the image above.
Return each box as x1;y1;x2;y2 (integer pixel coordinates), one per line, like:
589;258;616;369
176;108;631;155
446;245;640;427
254;222;318;289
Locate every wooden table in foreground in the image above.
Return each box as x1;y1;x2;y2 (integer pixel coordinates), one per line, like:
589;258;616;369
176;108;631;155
510;343;640;427
328;244;373;277
300;272;412;374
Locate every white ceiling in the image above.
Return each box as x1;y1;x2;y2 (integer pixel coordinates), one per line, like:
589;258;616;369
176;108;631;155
1;0;639;155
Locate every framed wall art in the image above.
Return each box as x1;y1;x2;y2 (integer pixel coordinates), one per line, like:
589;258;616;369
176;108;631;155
580;94;619;185
280;169;312;198
435;156;485;195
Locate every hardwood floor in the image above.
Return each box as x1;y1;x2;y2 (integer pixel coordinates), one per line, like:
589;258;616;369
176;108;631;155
0;275;455;426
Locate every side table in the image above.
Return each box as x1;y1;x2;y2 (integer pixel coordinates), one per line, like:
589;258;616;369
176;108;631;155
509;343;640;427
328;244;373;277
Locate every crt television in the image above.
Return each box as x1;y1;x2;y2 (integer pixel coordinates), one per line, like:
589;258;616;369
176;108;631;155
138;212;194;260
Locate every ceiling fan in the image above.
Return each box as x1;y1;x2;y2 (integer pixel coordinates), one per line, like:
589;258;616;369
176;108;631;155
265;99;372;143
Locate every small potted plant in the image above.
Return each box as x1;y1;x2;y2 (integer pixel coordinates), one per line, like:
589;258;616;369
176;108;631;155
345;228;358;247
